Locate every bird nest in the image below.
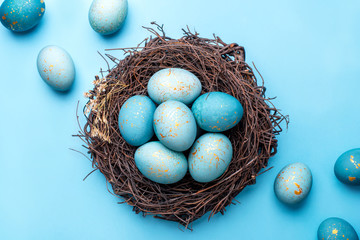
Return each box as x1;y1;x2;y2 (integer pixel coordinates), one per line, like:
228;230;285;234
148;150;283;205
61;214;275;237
76;23;287;230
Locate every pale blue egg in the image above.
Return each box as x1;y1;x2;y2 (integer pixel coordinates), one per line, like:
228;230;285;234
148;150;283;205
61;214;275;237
37;45;75;91
188;133;233;183
334;148;360;185
153;100;197;152
317;217;359;240
148;68;202;105
118;95;156;146
88;0;128;35
191;92;244;132
274;162;312;205
0;0;45;32
134;141;188;184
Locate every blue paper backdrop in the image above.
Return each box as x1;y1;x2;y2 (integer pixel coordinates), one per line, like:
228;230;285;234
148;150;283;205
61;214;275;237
0;0;359;239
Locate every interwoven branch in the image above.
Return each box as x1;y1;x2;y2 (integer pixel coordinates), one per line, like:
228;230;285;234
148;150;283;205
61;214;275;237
76;22;287;230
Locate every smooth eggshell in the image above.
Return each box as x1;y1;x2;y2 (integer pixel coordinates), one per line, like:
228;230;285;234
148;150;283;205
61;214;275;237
192;92;244;132
274;162;312;205
0;0;45;32
147;68;202;105
334;148;360;185
153;100;197;152
134;141;188;184
88;0;128;35
118;95;156;146
317;217;359;240
188;133;233;183
37;45;75;91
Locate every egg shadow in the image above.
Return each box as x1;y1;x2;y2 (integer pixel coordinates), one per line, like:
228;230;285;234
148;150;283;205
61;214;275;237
280;197;309;210
52;88;73;96
335;179;360;193
9;18;44;37
99;26;125;39
43;72;78;99
272;183;314;211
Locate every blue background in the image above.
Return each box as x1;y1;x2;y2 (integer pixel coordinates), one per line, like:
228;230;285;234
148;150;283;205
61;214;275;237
1;0;359;239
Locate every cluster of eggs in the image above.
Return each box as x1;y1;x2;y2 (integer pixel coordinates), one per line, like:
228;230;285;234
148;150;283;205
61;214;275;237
1;0;129;92
3;0;359;235
0;0;128;35
273;149;360;206
316;148;360;239
273;150;360;240
118;68;244;184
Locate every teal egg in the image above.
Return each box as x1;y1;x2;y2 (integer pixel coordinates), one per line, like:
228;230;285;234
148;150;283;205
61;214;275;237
37;45;75;91
191;92;244;132
134;141;188;184
317;217;359;240
274;162;312;205
118;95;156;146
0;0;45;32
153;100;197;152
188;133;233;183
88;0;128;35
334;148;360;185
147;68;202;105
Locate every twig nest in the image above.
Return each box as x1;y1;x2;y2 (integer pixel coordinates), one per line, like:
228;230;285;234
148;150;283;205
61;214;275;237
78;23;287;230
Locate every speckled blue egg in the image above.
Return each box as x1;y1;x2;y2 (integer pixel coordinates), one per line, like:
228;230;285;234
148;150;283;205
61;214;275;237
188;133;233;183
191;92;243;132
118;95;156;146
37;45;75;91
274;162;312;205
147;68;202;105
134;141;188;184
317;217;359;240
334;148;360;185
0;0;45;32
153;100;197;152
88;0;128;35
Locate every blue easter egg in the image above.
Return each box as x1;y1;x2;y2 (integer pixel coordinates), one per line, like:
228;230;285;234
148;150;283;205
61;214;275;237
334;148;360;185
191;92;244;132
118;95;156;146
274;162;312;205
0;0;45;32
188;133;233;183
88;0;128;35
317;217;359;240
147;68;202;105
134;141;188;184
153;100;197;152
37;45;75;91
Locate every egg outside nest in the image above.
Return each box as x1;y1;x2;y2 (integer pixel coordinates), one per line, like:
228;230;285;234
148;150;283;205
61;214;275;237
0;0;45;32
77;23;288;230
